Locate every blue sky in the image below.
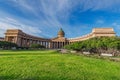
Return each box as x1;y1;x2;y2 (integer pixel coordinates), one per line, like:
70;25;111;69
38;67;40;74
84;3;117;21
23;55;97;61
0;0;120;38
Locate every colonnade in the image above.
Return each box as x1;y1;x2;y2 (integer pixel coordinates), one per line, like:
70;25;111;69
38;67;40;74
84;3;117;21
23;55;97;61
17;37;50;48
4;28;116;49
6;36;72;49
5;35;50;48
5;29;73;49
50;41;71;49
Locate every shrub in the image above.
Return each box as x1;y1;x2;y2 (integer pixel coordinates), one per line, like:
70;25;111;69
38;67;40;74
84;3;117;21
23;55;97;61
0;41;18;49
30;44;45;49
64;37;120;55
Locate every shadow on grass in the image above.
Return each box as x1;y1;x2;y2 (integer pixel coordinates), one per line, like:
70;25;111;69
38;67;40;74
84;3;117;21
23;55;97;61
0;49;56;52
0;53;50;56
0;52;57;56
0;49;46;52
0;76;39;80
0;76;16;80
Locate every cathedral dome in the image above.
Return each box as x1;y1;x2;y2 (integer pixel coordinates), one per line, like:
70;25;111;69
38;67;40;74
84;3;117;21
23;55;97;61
58;28;65;37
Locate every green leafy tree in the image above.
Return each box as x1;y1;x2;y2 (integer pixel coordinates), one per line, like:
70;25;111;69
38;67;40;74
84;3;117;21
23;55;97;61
0;41;18;49
30;44;45;49
64;36;120;55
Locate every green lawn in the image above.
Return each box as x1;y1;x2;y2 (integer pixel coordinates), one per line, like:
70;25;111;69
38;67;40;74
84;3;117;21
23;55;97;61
0;50;120;80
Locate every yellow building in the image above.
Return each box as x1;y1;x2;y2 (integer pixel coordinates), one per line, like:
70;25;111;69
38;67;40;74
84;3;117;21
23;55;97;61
4;28;116;49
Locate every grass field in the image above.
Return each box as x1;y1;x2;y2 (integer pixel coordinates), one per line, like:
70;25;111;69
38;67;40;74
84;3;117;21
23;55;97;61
0;50;120;80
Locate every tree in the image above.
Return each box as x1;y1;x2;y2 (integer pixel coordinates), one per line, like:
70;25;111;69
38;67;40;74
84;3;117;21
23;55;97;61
30;44;45;49
0;41;18;49
64;36;120;55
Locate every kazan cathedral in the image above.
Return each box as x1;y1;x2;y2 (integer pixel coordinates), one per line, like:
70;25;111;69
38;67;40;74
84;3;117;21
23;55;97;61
4;28;116;49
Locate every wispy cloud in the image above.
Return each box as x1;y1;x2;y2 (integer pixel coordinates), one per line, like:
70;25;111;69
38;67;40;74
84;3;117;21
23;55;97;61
79;0;120;12
96;20;104;24
0;0;120;38
0;17;41;37
10;0;120;26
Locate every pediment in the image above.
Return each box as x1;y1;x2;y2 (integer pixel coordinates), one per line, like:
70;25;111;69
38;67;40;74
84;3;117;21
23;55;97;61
51;37;67;41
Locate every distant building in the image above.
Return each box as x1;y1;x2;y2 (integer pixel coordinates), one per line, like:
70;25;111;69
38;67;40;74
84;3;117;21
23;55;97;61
0;37;4;41
4;28;116;49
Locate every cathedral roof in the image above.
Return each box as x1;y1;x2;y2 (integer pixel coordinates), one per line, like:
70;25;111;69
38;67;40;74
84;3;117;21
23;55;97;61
58;28;65;35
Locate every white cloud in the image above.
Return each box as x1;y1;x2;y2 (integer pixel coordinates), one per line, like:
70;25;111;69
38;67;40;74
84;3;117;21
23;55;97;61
0;17;42;37
1;0;120;38
10;0;77;26
112;22;120;36
80;0;120;12
112;22;120;28
96;20;104;24
10;0;120;25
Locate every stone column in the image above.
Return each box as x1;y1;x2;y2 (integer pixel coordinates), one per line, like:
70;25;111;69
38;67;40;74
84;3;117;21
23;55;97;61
43;41;44;46
26;39;30;47
14;36;18;44
50;42;53;49
21;38;24;47
41;41;42;45
53;42;54;49
45;42;47;48
48;42;51;49
46;42;48;48
61;42;63;48
5;36;8;41
20;38;22;47
23;38;25;47
17;37;21;47
45;41;46;47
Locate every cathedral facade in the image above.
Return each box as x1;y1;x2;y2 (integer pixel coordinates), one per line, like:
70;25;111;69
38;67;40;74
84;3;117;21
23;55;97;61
4;28;116;49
